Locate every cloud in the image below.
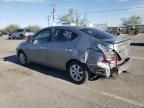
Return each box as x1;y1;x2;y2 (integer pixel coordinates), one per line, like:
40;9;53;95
3;0;45;2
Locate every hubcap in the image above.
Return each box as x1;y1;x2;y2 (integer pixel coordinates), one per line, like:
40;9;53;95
19;53;26;64
70;64;84;81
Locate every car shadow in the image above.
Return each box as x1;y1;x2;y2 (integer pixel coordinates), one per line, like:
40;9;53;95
3;55;100;83
130;43;144;46
3;55;71;82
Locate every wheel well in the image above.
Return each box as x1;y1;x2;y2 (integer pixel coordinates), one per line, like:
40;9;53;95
66;59;80;70
17;49;24;55
66;59;88;71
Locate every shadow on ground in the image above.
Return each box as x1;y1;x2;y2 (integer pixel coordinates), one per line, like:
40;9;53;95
3;55;70;82
130;43;144;46
3;55;99;83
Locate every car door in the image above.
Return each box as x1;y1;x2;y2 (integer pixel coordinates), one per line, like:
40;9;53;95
43;28;78;70
26;28;52;64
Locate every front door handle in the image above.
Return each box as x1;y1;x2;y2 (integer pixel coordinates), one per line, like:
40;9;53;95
40;46;45;49
65;48;73;52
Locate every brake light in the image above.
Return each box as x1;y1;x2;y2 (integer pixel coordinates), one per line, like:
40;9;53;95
98;44;119;74
98;44;118;63
103;53;118;63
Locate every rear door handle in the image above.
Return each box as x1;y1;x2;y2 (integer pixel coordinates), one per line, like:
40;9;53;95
65;48;73;52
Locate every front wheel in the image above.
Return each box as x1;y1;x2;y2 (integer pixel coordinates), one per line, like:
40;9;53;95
67;61;88;84
18;51;28;66
8;37;11;39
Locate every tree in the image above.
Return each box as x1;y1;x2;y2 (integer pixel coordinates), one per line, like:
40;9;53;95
26;25;41;33
121;15;142;27
58;8;89;25
4;24;20;32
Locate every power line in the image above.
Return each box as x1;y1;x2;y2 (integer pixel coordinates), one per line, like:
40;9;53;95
2;6;144;27
6;7;144;24
79;7;144;14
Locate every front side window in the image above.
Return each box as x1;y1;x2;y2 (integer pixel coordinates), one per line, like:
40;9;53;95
34;29;51;43
53;29;78;42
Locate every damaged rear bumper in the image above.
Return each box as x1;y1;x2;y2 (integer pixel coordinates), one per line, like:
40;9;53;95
86;57;131;77
117;57;131;74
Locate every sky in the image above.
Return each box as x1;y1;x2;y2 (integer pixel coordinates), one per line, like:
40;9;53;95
0;0;144;28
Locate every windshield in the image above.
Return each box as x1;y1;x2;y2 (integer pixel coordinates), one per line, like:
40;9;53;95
81;28;115;39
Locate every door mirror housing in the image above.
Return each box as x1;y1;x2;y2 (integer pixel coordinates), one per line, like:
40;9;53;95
27;35;33;43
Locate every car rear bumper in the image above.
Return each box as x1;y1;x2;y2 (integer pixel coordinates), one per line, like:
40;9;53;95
117;58;131;74
87;57;131;77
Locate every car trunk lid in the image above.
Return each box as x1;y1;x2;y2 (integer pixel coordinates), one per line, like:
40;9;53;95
103;36;130;61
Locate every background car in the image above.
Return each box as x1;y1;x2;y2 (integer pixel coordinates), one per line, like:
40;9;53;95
9;29;34;39
16;26;131;84
106;27;120;36
0;31;2;36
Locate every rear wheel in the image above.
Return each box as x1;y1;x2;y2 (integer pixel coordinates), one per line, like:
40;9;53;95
18;51;28;66
67;61;88;84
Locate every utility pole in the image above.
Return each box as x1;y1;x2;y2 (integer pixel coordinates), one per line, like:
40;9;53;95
84;9;88;26
48;0;56;26
52;4;55;23
48;15;51;27
51;0;56;26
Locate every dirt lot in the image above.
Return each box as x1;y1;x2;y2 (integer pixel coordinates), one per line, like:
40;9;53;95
0;35;144;108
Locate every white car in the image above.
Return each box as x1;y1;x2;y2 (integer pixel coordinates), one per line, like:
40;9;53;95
9;29;34;39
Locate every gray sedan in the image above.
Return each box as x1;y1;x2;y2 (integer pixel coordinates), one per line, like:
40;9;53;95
16;26;131;84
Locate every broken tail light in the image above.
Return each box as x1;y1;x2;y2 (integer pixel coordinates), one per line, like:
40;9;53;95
98;44;118;64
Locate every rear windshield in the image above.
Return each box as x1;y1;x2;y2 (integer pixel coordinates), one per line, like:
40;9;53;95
80;28;114;39
16;29;24;32
25;29;31;32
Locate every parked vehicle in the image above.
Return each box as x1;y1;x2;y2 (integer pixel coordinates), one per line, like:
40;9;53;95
106;27;120;36
16;26;131;84
119;26;138;35
9;29;34;39
0;31;2;36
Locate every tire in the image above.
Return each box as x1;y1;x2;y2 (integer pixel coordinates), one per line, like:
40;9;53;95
19;34;25;40
67;61;88;84
18;51;28;66
8;37;11;39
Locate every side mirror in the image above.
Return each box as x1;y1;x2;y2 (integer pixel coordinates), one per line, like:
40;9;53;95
27;36;33;42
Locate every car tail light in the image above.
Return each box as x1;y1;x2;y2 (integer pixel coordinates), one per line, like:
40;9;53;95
98;44;117;63
103;52;118;63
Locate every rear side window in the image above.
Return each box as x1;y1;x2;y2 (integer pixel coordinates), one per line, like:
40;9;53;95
53;29;78;42
81;28;114;39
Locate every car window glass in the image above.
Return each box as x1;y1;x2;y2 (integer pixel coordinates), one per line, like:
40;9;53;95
54;29;77;42
54;29;67;41
17;29;24;32
81;28;114;39
34;29;51;43
25;29;31;32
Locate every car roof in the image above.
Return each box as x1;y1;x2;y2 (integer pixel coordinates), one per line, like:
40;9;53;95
44;26;86;31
